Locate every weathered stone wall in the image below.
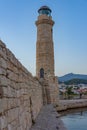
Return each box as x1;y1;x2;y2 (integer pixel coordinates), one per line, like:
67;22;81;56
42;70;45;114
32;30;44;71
56;99;87;112
0;40;43;130
39;77;59;105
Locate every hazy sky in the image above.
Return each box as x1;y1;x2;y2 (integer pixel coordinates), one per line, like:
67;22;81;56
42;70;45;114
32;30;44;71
0;0;87;76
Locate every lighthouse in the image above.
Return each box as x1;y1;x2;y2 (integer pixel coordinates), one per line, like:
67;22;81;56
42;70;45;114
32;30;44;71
35;6;59;104
36;6;55;79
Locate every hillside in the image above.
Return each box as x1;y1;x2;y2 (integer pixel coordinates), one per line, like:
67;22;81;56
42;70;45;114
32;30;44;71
64;78;87;85
58;73;87;82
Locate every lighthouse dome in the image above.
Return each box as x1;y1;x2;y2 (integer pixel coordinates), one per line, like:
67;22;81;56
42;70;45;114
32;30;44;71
38;6;52;16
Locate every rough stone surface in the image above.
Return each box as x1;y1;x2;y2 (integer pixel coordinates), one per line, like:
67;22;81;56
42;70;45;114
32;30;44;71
56;99;87;111
0;40;43;130
30;104;67;130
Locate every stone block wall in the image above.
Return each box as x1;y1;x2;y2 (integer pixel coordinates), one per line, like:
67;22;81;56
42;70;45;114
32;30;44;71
48;76;59;104
40;76;59;105
0;40;43;130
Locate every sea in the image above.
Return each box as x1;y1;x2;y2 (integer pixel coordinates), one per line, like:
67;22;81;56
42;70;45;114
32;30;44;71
60;108;87;130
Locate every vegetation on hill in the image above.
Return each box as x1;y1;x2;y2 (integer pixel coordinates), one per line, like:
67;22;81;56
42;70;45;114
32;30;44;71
59;78;87;85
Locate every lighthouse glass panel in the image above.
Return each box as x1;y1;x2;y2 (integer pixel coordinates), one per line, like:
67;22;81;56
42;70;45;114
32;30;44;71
39;10;51;16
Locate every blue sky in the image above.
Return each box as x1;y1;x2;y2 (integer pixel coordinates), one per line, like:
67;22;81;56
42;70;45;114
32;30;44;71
0;0;87;76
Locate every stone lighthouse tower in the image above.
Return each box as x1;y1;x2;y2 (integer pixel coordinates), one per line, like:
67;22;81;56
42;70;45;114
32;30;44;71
36;6;59;104
36;6;54;79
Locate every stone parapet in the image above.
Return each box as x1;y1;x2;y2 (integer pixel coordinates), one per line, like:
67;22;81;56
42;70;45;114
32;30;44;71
36;19;54;26
0;40;43;130
56;99;87;112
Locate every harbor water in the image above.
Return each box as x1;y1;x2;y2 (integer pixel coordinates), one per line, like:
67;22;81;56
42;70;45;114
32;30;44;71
60;108;87;130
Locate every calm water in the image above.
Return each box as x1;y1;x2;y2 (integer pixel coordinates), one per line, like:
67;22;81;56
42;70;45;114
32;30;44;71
60;108;87;130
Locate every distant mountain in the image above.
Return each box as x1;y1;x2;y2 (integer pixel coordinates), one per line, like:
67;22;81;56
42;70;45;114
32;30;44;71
58;73;87;82
64;78;87;85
